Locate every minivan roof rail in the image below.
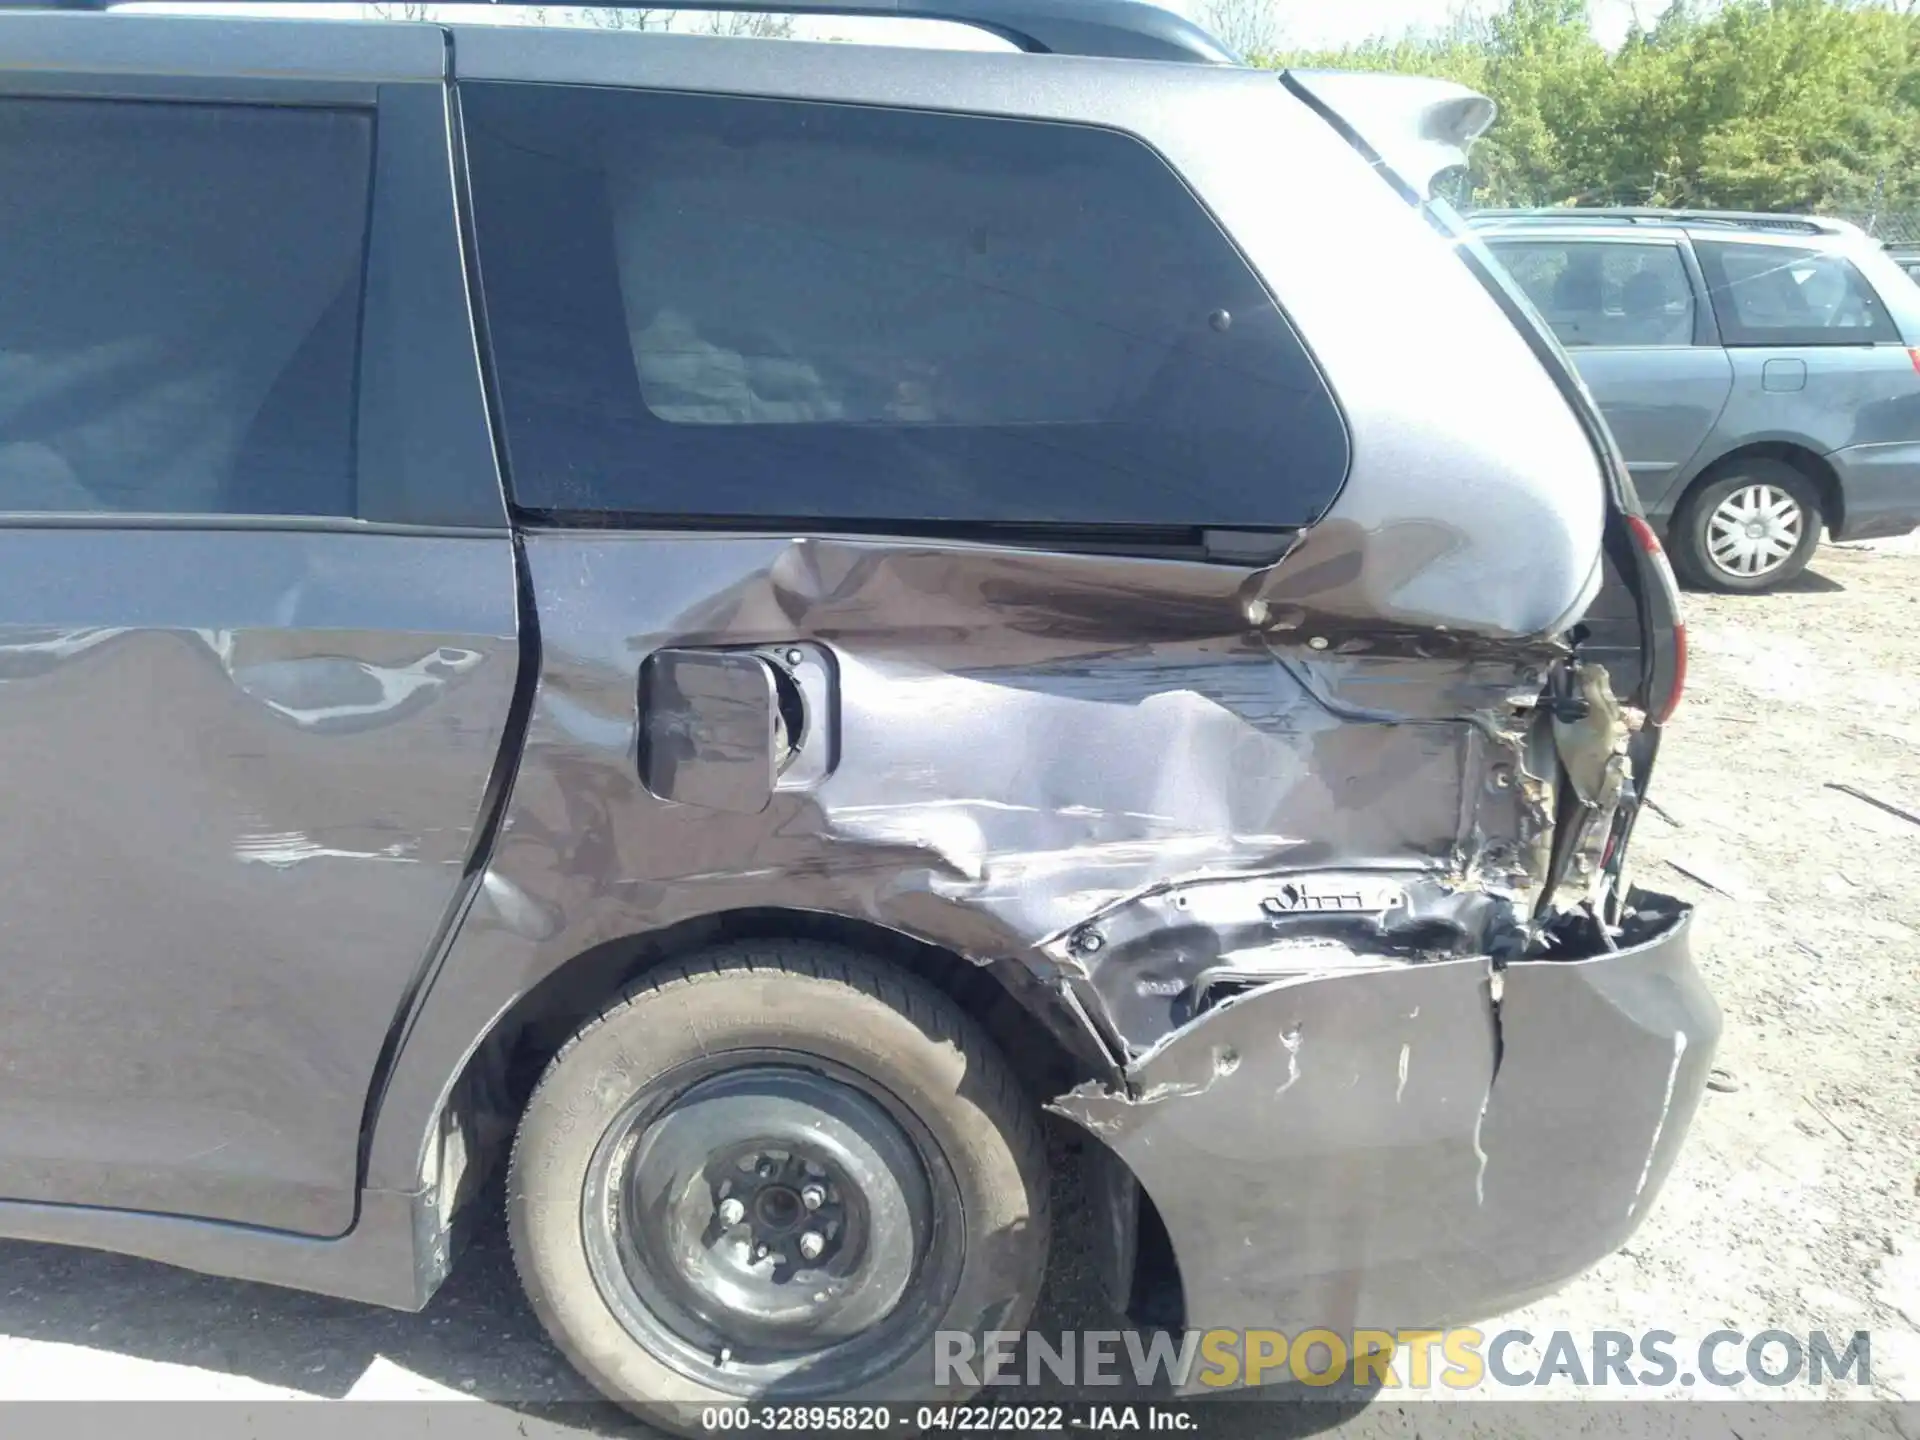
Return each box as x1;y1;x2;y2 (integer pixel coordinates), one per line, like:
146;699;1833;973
0;0;1241;64
1469;207;1850;237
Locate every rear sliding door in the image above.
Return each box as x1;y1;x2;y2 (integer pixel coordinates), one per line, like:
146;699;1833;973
0;19;517;1235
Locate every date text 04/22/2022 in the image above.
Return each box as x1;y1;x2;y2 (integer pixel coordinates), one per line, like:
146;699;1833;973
695;1404;1196;1431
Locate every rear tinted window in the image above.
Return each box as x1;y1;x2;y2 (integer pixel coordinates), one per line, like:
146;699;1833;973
1696;241;1900;347
463;83;1347;529
0;98;370;517
1488;240;1696;349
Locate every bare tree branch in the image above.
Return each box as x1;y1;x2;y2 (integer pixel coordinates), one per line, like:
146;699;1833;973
1195;0;1282;58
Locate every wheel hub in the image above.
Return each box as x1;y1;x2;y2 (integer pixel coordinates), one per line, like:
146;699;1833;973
711;1147;847;1274
1707;482;1804;578
583;1063;942;1375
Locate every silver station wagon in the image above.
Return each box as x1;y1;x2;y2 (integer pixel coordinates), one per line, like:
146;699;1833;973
1478;209;1920;592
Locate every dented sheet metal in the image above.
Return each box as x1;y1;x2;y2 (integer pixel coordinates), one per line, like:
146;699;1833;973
1038;868;1518;1054
1049;899;1716;1371
373;529;1579;1187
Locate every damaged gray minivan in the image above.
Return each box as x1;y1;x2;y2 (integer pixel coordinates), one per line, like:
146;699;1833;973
0;0;1713;1424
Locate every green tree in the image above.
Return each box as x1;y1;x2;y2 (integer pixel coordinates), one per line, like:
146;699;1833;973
1262;0;1920;215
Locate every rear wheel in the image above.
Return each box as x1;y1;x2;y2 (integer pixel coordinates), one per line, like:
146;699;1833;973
507;942;1049;1433
1671;462;1823;593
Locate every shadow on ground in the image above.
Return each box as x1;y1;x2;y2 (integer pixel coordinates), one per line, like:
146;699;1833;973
1676;566;1843;598
1763;567;1844;594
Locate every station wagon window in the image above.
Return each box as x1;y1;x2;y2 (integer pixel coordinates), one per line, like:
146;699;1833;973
463;84;1349;530
1487;240;1696;349
1695;241;1900;347
0;98;370;517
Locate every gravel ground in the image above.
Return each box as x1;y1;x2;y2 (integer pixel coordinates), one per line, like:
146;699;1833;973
0;540;1914;1437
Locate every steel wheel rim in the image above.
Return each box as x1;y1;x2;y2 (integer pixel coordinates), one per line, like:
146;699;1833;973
580;1053;964;1397
1706;483;1804;578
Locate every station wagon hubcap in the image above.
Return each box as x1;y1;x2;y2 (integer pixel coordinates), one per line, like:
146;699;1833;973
1707;484;1803;578
581;1059;959;1391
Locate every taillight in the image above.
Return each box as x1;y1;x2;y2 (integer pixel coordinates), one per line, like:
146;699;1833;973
1625;515;1687;725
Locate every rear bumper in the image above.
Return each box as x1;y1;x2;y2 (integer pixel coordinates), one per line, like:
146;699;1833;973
1052;894;1717;1381
1830;441;1920;541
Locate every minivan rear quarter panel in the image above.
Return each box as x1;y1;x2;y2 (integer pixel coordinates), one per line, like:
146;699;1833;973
368;31;1706;1347
0;11;1716;1360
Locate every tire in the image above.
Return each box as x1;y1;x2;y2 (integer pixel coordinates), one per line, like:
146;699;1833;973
507;941;1050;1433
1670;461;1824;593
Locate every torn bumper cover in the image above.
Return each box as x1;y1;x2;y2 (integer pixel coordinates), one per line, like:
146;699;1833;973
1050;893;1716;1375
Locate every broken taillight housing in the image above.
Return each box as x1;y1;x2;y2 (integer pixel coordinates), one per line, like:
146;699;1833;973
1625;514;1687;725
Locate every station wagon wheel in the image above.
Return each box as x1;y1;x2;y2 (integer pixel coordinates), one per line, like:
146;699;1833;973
507;942;1049;1435
1708;484;1803;578
1671;461;1823;594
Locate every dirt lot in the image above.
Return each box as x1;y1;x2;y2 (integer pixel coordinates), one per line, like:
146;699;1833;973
0;540;1912;1435
1449;533;1920;1421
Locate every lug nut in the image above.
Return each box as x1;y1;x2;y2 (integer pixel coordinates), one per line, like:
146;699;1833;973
718;1197;746;1227
801;1184;826;1211
798;1231;825;1261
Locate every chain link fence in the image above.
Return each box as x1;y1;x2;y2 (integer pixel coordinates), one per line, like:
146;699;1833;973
1838;209;1920;245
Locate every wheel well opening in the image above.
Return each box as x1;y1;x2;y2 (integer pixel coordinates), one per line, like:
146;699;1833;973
425;908;1189;1342
431;909;1105;1223
1687;443;1843;535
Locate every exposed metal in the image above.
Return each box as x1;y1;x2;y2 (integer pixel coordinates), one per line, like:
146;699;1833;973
368;522;1587;1184
1052;897;1716;1359
361;513;1706;1342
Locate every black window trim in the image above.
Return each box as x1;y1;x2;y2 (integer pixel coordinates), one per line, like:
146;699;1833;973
356;79;512;528
511;507;1298;565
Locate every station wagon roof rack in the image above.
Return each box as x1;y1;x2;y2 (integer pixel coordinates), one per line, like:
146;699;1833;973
0;0;1240;63
1469;207;1850;236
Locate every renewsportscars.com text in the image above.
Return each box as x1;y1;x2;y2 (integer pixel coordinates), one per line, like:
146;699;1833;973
934;1328;1873;1391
